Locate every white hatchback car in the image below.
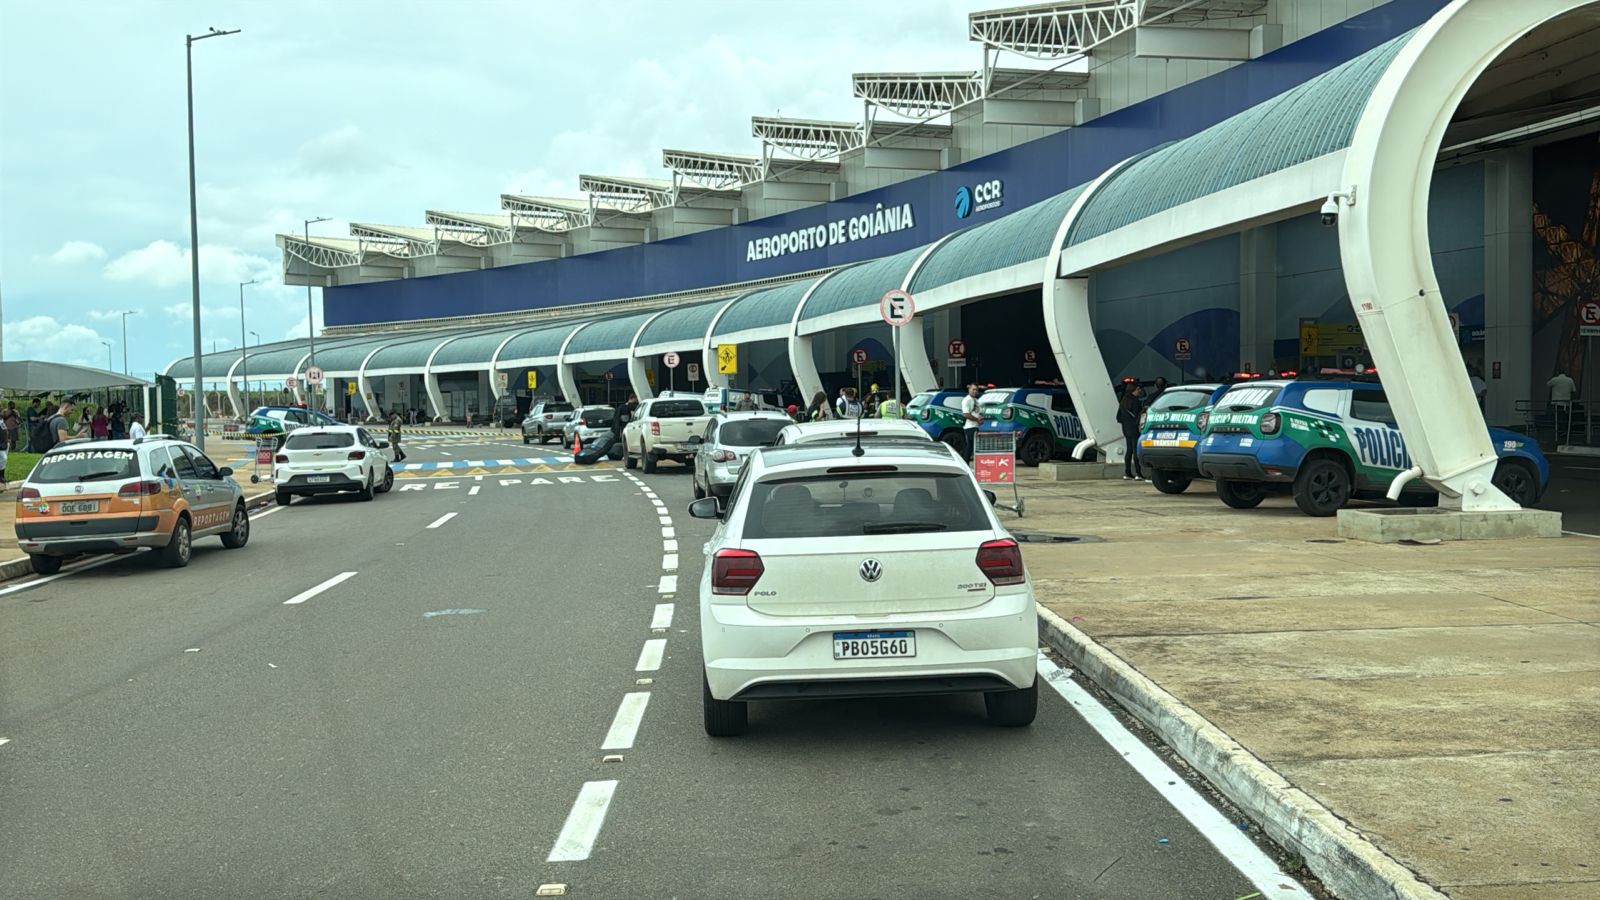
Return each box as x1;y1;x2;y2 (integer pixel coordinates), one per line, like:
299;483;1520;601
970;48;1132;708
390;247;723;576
273;425;394;505
772;417;931;446
688;440;1038;736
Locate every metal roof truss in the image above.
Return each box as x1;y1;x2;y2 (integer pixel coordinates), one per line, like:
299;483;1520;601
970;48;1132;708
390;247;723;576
752;116;866;160
853;71;986;120
663;149;764;190
578;175;675;213
968;0;1265;60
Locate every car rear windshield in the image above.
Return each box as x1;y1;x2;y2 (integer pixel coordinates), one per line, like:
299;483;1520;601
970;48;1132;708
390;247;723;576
541;402;573;413
1150;389;1214;412
578;409;615;425
284;431;355;450
1214;384;1281;412
719;419;789;447
31;448;140;483
650;400;705;419
742;471;990;538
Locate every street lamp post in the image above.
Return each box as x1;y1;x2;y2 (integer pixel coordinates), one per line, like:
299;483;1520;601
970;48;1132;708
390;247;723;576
303;215;331;413
119;310;138;374
238;279;256;418
102;340;113;372
186;25;241;451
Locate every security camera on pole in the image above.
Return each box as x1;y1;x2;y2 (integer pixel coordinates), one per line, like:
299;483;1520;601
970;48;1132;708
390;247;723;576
879;288;915;408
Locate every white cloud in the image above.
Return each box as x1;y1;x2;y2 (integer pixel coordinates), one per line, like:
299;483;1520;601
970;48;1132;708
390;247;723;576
283;307;326;341
104;240;275;289
38;240;107;266
85;307;143;322
3;316;107;366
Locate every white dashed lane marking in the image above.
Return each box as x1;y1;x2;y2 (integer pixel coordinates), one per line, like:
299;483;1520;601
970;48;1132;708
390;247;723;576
601;692;651;750
282;571;358;606
547;780;619;863
657;575;677;594
662;554;678;571
426;512;458;529
635;639;666;672
650;603;674;629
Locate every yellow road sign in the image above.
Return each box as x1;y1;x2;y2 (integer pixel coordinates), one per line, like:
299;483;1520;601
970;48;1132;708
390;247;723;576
346;381;357;395
645;369;656;386
717;344;738;375
1299;323;1319;355
527;370;538;389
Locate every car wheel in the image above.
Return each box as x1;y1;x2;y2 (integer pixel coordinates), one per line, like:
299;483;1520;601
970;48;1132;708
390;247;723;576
275;490;291;507
378;467;394;493
984;680;1038;727
160;517;192;568
1216;479;1267;509
221;503;250;548
692;473;706;499
1293;458;1350;517
642;452;657;474
1018;431;1053;467
702;670;748;737
1493;460;1539;506
523;435;530;445
359;472;376;502
1149;469;1191;494
624;447;637;469
938;430;963;451
29;554;62;576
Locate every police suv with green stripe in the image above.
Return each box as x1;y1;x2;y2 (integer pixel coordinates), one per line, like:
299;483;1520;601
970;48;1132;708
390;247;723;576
1135;383;1222;494
906;389;970;448
1195;378;1549;516
975;387;1086;467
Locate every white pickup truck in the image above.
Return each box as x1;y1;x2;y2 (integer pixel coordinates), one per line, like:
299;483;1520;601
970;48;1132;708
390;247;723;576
622;397;712;473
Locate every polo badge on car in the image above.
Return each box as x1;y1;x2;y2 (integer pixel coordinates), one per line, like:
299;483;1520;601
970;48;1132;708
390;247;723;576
859;558;883;583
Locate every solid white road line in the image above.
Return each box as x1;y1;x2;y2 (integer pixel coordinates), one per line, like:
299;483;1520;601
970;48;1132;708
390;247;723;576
662;553;678;571
282;571;359;606
468;485;481;496
0;555;123;597
635;639;667;672
657;574;677;594
1035;653;1308;899
426;512;458;529
650;603;674;629
252;504;285;520
0;737;11;746
663;539;678;553
601;692;651;750
547;780;619;863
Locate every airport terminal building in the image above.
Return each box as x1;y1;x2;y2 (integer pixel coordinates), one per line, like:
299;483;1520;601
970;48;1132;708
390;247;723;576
167;0;1598;503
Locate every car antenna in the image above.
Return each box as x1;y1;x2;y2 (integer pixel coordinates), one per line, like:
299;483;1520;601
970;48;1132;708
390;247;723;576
852;402;865;457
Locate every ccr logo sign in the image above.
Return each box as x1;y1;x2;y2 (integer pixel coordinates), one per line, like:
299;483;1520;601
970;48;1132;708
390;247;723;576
954;179;1004;218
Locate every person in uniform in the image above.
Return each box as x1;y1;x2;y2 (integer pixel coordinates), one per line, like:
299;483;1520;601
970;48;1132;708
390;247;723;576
388;410;407;461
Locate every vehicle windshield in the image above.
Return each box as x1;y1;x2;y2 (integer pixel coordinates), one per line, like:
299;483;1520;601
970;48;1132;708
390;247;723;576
978;390;1011;409
906;393;934;411
30;448;139;484
284;431;355;450
651;400;705;418
1150;389;1214;412
309;411;338;425
742;471;990;538
719;419;789;447
1214;384;1282;412
578;409;615;426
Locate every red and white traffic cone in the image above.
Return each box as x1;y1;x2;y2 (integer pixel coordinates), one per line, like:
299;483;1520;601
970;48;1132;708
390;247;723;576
573;433;582;454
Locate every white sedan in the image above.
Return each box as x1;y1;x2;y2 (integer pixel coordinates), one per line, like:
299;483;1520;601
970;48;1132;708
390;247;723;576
772;417;930;445
273;425;394;505
688;439;1038;736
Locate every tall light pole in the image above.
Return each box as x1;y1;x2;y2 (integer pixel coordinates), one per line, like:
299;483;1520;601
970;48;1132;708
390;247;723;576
250;330;260;404
238;279;256;417
119;310;138;374
303;215;331;412
186;25;241;451
102;340;113;372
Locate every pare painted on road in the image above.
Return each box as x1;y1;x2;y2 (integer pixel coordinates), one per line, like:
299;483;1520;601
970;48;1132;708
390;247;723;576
396;474;623;491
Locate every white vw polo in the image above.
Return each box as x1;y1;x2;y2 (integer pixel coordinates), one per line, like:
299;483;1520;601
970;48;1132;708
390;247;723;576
688;439;1038;736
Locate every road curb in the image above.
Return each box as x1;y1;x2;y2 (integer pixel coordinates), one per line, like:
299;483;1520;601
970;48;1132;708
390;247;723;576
1035;605;1449;900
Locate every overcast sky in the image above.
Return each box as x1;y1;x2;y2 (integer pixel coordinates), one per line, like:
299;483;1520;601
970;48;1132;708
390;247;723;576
0;0;990;379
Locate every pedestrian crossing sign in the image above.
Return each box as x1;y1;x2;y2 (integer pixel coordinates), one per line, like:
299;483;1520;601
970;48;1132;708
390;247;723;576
717;344;738;375
527;370;538;389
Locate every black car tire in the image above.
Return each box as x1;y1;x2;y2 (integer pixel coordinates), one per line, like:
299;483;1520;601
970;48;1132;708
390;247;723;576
378;467;394;493
523;435;530;445
358;472;376;502
1018;431;1053;467
160;518;192;568
1149;469;1191;494
29;554;62;575
1493;459;1540;506
938;431;963;452
624;445;637;469
221;503;250;548
275;490;292;507
693;472;706;499
1293;458;1350;517
702;670;748;737
984;680;1038;727
1216;479;1267;509
642;452;657;474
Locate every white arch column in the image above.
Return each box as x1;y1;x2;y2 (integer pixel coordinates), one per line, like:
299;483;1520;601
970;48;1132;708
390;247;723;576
789;273;846;403
895;234;957;397
290;353;311;405
627;310;671;401
1338;0;1581;510
556;323;591;404
701;296;743;392
356;347;384;422
224;356;245;419
1046;159;1144;464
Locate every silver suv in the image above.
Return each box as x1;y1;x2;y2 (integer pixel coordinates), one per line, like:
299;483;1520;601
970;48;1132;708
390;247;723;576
690;411;792;501
521;400;574;444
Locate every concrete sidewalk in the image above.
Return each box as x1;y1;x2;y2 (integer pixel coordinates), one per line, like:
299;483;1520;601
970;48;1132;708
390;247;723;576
1014;472;1598;899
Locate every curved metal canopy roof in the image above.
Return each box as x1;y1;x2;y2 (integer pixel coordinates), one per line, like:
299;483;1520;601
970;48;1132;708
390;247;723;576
799;245;926;323
635;298;730;349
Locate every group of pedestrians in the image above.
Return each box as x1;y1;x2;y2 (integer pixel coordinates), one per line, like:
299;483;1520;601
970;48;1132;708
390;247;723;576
793;384;912;424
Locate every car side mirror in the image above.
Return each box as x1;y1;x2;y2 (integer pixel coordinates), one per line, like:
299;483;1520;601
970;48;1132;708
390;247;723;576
375;439;390;449
983;489;998;506
217;466;234;478
688;497;721;519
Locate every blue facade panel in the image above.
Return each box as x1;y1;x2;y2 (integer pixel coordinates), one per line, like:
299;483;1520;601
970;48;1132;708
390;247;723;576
324;0;1447;327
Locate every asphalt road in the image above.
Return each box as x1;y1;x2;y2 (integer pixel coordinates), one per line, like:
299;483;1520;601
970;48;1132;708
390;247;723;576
1;434;1299;899
1540;453;1600;535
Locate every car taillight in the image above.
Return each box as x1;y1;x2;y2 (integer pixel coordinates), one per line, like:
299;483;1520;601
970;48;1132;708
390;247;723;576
118;480;163;497
1002;407;1013;420
1260;412;1281;435
577;418;587;426
651;421;661;435
976;538;1025;586
1138;411;1147;429
712;449;735;462
711;548;763;595
545;414;553;420
347;450;366;460
275;454;289;463
18;487;40;500
1196;412;1210;431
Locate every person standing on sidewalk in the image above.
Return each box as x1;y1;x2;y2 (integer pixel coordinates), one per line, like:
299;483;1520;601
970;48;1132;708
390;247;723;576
3;402;20;451
91;407;110;440
387;410;407;462
128;412;148;441
960;383;983;463
49;400;75;450
1547;369;1577;442
1118;383;1145;480
24;400;42;451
